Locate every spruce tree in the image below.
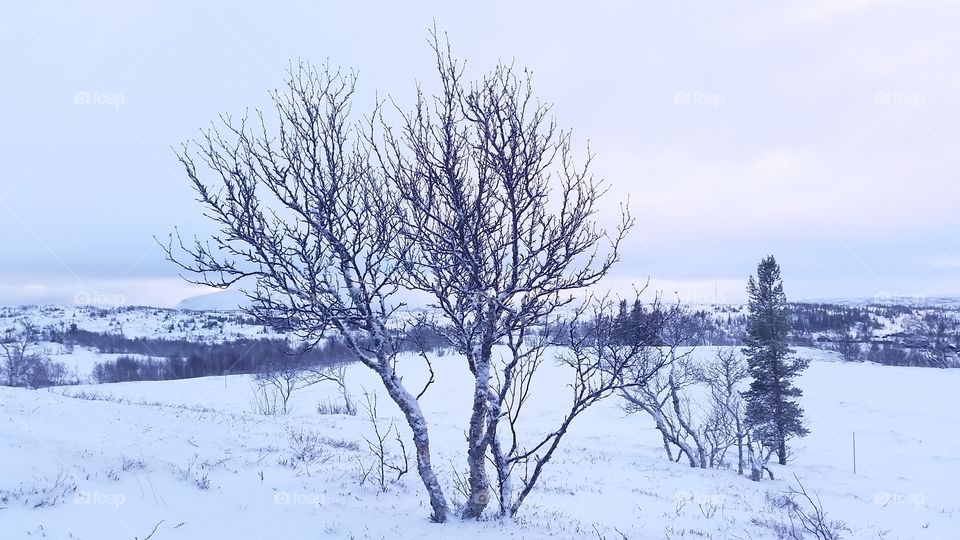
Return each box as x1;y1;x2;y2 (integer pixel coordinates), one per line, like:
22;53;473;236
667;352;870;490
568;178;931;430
743;255;808;466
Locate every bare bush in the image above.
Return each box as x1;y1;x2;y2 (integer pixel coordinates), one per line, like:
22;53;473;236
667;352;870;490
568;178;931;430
249;384;282;416
254;356;345;415
315;366;357;415
785;475;848;540
0;469;76;509
170;454;214;490
316;397;357;416
286;428;331;474
1;321;68;388
356;392;410;492
752;478;848;539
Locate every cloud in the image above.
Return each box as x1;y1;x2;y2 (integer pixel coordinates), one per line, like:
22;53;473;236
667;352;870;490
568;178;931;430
3;1;960;304
929;256;960;269
0;275;215;308
791;0;897;26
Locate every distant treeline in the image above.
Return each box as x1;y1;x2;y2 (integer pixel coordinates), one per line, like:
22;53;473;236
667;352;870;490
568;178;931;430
608;301;960;368
89;338;351;383
10;300;956;388
788;303;959;367
58;325;450;384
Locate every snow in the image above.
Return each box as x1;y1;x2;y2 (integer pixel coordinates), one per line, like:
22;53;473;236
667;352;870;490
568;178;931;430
809;294;960;309
45;344;162;382
175;289;253;312
0;305;281;342
1;346;958;538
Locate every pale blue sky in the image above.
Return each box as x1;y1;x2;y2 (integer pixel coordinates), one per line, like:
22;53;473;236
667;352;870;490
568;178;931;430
2;0;959;306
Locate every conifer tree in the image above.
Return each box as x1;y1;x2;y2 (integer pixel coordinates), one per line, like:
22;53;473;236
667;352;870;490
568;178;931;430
743;255;808;466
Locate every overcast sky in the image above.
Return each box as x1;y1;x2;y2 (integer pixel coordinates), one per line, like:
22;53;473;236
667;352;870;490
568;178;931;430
2;0;959;307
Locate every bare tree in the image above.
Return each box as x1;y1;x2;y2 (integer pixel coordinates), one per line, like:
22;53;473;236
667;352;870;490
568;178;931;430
374;30;632;519
254;353;345;415
624;346;754;474
166;30;665;522
2;322;39;387
1;321;64;388
905;311;959;368
623;352;707;468
620;307;715;470
492;297;674;515
316;365;358;415
356;391;411;492
746;432;776;481
700;347;749;474
782;475;848;539
162;63;449;521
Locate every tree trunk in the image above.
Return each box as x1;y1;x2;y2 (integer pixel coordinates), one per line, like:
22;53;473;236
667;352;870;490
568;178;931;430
661;432;675;462
747;443;762;482
735;415;744;476
736;432;744;476
668;370;707;468
490;428;512;517
378;364;449;522
461;344;493;519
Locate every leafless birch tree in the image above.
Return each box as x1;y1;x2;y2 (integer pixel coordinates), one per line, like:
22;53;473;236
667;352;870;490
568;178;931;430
2;322;42;387
162;63;449;521
622;350;710;469
491;297;674;515
373;32;634;518
700;347;749;474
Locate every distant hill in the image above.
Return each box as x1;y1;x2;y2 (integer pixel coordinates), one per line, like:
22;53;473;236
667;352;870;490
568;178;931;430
175;289;252;311
806;294;960;309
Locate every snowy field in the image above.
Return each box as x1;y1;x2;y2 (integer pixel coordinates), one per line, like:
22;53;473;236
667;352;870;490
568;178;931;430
1;347;957;539
0;305;279;342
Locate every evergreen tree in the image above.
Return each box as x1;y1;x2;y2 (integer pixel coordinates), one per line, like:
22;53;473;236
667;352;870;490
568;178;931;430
743;255;808;465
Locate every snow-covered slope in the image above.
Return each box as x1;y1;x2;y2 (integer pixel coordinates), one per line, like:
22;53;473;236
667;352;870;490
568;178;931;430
175;289;252;311
0;305;279;342
2;347;956;539
811;293;960;308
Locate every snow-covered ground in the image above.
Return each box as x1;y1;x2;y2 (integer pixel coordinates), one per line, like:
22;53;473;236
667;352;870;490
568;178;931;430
1;347;957;539
46;344;162;383
0;305;280;342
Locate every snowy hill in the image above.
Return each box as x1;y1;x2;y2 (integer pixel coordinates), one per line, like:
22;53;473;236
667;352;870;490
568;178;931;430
810;293;960;308
0;304;277;343
175;288;252;311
